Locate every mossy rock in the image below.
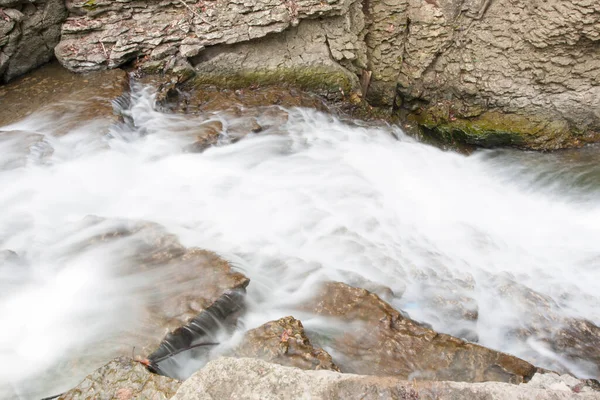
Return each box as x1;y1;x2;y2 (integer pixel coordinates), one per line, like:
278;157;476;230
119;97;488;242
407;104;593;150
190;67;358;100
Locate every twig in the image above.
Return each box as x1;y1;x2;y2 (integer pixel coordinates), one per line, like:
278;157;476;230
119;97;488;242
177;0;213;26
100;40;109;60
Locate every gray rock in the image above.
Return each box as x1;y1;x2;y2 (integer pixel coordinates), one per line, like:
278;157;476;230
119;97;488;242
170;357;600;400
0;0;67;82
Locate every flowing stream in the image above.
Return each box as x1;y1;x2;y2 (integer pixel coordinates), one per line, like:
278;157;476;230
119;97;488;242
1;84;600;399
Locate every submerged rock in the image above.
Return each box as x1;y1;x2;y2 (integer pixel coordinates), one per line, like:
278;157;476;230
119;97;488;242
303;282;536;383
544;318;600;378
0;129;53;169
232;316;339;372
0;62;128;129
170;357;600;400
58;357;180;400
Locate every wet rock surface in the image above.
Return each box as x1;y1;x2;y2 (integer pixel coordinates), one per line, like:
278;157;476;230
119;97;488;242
303;282;536;383
137;80;334;153
232;316;340;372
0;61;128;128
58;356;181;400
170;357;600;400
77;217;250;356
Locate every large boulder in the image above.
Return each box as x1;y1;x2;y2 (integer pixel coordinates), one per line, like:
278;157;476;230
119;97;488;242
170;357;600;400
302;282;536;383
0;0;67;82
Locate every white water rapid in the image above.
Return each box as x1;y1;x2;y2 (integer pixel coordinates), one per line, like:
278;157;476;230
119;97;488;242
1;84;600;399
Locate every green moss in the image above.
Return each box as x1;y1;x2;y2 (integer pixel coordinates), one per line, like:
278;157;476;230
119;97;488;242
82;0;97;10
189;67;356;96
409;104;572;150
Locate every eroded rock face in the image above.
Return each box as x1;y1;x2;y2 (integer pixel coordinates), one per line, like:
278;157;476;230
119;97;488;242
232;316;340;371
58;357;181;400
303;282;536;383
387;0;600;149
170;357;600;400
0;0;67;82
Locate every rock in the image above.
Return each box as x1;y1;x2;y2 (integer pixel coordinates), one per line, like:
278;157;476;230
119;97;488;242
145;72;331;116
142;81;329;147
77;217;250;356
543;319;600;378
387;0;600;150
232;316;340;372
170;357;600;400
303;282;536;383
147;289;247;377
188;18;361;100
46;0;600;148
58;356;180;400
0;0;67;82
0;61;128;130
0;129;53;169
182;120;223;153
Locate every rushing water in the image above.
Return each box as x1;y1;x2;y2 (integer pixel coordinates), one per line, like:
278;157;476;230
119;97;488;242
1;84;600;398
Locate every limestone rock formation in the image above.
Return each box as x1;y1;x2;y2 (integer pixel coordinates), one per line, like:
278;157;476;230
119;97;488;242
48;0;600;149
232;316;340;371
0;0;67;82
170;357;600;400
55;0;364;98
303;282;536;383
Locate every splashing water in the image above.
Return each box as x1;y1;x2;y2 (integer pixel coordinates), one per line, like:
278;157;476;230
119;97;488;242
1;84;600;398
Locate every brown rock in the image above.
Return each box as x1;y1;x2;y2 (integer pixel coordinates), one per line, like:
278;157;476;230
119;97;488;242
0;61;128;130
304;282;536;383
233;316;340;372
58;357;180;400
182;120;223;153
74;216;250;356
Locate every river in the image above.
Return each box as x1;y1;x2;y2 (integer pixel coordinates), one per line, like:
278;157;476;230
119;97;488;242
1;83;599;399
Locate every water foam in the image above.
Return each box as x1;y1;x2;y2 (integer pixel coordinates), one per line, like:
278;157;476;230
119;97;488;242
1;85;599;398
